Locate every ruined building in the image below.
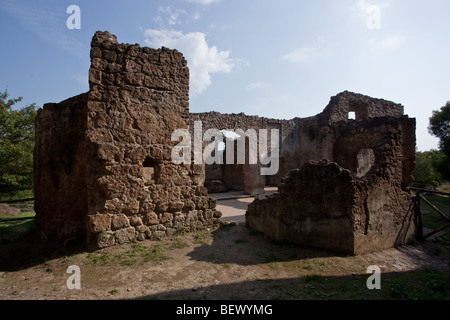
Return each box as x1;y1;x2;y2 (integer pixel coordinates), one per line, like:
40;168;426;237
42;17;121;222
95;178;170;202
244;97;418;254
34;31;222;248
34;31;419;254
194;93;418;255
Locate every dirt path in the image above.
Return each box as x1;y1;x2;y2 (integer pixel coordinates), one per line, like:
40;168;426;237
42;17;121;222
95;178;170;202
1;193;449;300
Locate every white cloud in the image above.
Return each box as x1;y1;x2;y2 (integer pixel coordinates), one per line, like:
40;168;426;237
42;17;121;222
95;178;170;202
369;36;409;50
154;6;189;26
282;46;330;64
185;0;220;4
154;6;203;27
144;29;234;96
245;81;268;91
234;58;250;68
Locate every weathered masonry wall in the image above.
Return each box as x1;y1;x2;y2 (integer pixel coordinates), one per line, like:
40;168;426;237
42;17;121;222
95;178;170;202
191;91;410;196
189;113;296;194
34;93;89;240
35;31;222;248
191;92;418;254
245;101;418;255
34;30;418;255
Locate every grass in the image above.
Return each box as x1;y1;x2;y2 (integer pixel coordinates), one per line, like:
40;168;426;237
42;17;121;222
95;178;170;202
255;250;281;263
88;252;118;265
437;183;450;194
317;259;327;266
0;212;36;241
194;230;211;246
302;262;314;270
2;208;449;301
88;242;168;266
303;274;322;284
256;269;450;300
420;193;450;243
109;289;119;295
141;244;168;263
166;267;450;300
71;226;450;301
170;235;188;249
381;269;450;300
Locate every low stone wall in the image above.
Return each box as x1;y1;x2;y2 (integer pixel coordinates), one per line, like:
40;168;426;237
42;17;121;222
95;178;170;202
246;116;419;255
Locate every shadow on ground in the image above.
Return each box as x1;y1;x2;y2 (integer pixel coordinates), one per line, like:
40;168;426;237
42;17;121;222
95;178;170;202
0;231;88;272
187;223;346;266
1;218;450;300
136;268;450;300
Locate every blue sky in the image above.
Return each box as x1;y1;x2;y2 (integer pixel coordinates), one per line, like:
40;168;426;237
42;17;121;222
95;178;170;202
1;0;449;151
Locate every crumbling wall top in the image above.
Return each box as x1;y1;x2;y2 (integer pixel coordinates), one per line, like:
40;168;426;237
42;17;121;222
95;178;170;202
91;30;118;46
320;91;405;124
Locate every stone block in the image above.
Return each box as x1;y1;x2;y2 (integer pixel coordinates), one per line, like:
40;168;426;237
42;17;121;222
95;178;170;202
114;227;136;244
111;214;130;231
87;214;111;234
143;212;159;226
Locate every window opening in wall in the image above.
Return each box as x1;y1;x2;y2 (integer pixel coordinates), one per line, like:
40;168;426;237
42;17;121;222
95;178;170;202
348;111;356;120
143;157;160;184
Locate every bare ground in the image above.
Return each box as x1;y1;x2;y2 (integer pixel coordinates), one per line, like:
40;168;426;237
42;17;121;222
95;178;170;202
0;195;449;300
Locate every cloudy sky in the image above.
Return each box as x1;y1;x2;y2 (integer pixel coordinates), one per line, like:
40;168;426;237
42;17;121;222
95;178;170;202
1;0;449;151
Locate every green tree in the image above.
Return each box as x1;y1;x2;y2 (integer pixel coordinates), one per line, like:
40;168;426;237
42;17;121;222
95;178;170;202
0;90;37;199
413;150;444;189
429;102;450;181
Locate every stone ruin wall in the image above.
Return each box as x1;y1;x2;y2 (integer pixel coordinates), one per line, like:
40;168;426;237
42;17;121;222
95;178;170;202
193;92;418;254
34;31;222;248
189;112;297;194
34;93;89;240
34;30;419;255
245;103;418;255
191;91;414;194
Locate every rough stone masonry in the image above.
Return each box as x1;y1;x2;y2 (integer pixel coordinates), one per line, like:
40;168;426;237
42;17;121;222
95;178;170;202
245;95;419;255
190;91;419;254
34;30;419;254
34;31;222;248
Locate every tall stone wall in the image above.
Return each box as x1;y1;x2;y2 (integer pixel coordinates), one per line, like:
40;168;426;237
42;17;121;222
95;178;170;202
34;93;89;240
35;31;222;248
